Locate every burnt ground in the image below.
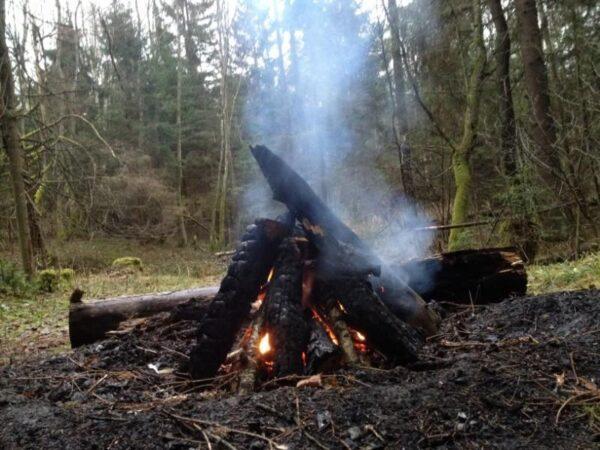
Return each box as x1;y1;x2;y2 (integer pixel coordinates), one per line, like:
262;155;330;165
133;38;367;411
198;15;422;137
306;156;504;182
1;289;599;449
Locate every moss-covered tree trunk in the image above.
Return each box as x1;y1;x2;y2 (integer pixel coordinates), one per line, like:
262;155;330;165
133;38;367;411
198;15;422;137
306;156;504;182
448;0;486;251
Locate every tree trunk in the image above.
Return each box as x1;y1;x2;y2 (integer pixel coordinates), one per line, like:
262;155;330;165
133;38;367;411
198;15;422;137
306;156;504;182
448;0;486;251
0;0;34;277
176;5;188;247
514;0;563;194
388;0;416;201
488;0;517;176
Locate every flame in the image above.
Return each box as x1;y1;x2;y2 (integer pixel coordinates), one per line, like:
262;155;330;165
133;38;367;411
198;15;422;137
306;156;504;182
336;301;347;313
258;333;272;355
355;331;366;341
311;309;339;345
267;267;275;283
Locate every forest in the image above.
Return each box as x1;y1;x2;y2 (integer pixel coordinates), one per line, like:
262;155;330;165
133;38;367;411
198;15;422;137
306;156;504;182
1;0;599;448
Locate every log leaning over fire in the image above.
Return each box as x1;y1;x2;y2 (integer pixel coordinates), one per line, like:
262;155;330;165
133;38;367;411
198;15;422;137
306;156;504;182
262;238;310;377
67;248;526;347
189;219;290;380
251;145;437;334
395;247;527;304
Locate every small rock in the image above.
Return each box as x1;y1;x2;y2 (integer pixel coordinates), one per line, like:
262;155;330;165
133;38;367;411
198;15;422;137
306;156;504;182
316;410;332;431
348;426;362;440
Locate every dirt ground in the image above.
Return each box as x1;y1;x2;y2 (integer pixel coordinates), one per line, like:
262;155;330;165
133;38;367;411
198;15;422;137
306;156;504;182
1;289;599;449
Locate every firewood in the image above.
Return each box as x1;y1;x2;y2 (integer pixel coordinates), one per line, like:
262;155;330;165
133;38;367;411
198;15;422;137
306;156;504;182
305;319;341;374
263;238;310;378
189;218;290;380
396;247;527;304
320;278;424;364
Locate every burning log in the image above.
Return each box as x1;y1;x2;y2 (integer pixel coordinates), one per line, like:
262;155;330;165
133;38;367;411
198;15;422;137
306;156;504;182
189;219;290;380
396;247;527;304
305;319;341;374
250;145;438;335
262;238;310;377
324;277;423;364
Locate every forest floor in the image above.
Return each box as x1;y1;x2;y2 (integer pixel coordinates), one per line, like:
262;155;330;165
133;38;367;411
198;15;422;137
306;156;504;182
1;288;599;448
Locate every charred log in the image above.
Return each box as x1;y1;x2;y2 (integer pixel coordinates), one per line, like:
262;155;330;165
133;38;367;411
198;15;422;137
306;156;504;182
263;238;310;378
189;219;290;380
68;287;216;348
251;145;435;333
321;278;424;364
396;247;527;304
305;319;341;374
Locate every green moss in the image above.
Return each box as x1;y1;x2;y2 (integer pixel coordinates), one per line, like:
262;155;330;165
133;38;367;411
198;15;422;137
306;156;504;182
37;268;76;293
528;252;600;294
111;256;143;271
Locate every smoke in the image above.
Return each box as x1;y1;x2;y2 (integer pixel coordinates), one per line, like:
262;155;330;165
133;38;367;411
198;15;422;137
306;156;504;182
241;0;433;264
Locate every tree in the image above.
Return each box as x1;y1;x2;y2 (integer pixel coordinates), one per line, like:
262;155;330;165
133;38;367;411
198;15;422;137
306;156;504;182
387;0;416;201
0;0;34;276
447;0;487;250
514;0;562;193
488;0;516;176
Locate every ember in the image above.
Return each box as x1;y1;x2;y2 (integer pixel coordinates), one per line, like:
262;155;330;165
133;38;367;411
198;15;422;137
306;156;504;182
258;333;271;355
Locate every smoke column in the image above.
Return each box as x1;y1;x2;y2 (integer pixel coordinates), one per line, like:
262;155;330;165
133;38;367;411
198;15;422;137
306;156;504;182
241;0;433;265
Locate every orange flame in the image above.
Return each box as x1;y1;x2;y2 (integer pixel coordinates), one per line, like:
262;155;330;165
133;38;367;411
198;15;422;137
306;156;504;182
258;333;272;355
311;309;339;345
267;268;275;283
355;331;366;342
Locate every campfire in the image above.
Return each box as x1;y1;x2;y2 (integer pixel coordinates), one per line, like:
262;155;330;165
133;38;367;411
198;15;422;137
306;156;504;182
68;144;528;393
188;145;441;390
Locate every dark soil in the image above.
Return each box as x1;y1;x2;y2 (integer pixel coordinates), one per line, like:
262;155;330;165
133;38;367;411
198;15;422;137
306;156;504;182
1;290;599;449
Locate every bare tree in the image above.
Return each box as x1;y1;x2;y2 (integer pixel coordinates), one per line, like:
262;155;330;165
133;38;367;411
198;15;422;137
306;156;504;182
0;0;34;276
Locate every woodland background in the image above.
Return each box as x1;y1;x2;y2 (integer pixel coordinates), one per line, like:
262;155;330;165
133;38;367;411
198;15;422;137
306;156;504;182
1;0;599;280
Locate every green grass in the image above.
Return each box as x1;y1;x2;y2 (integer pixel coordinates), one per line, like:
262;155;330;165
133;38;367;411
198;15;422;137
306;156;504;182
528;252;600;295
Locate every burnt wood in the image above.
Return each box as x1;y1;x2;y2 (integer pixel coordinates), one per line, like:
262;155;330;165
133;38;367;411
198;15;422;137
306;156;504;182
263;238;310;377
321;278;424;364
189;219;289;380
250;145;436;333
396;247;527;304
305;319;341;374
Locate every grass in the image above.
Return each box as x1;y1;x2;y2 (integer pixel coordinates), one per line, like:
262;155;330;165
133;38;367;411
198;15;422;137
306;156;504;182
1;238;600;365
528;252;600;295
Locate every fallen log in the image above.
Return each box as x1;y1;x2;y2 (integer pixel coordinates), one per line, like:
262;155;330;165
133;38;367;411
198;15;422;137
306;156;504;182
396;247;527;305
68;247;527;347
68;287;217;347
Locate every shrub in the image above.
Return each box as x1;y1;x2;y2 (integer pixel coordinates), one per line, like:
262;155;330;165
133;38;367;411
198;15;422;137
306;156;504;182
111;256;143;271
0;260;31;296
37;268;76;293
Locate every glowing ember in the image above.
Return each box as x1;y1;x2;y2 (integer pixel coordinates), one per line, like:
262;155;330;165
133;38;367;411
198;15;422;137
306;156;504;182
355;331;366;342
258;333;272;355
267;268;275;283
311;309;339;345
337;301;347;313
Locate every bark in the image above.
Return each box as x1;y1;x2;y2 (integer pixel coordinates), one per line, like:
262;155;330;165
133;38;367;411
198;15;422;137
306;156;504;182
448;0;487;251
388;0;416;200
189;219;289;380
514;0;563;193
305;318;341;374
0;0;34;276
68;287;217;348
488;0;517;176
